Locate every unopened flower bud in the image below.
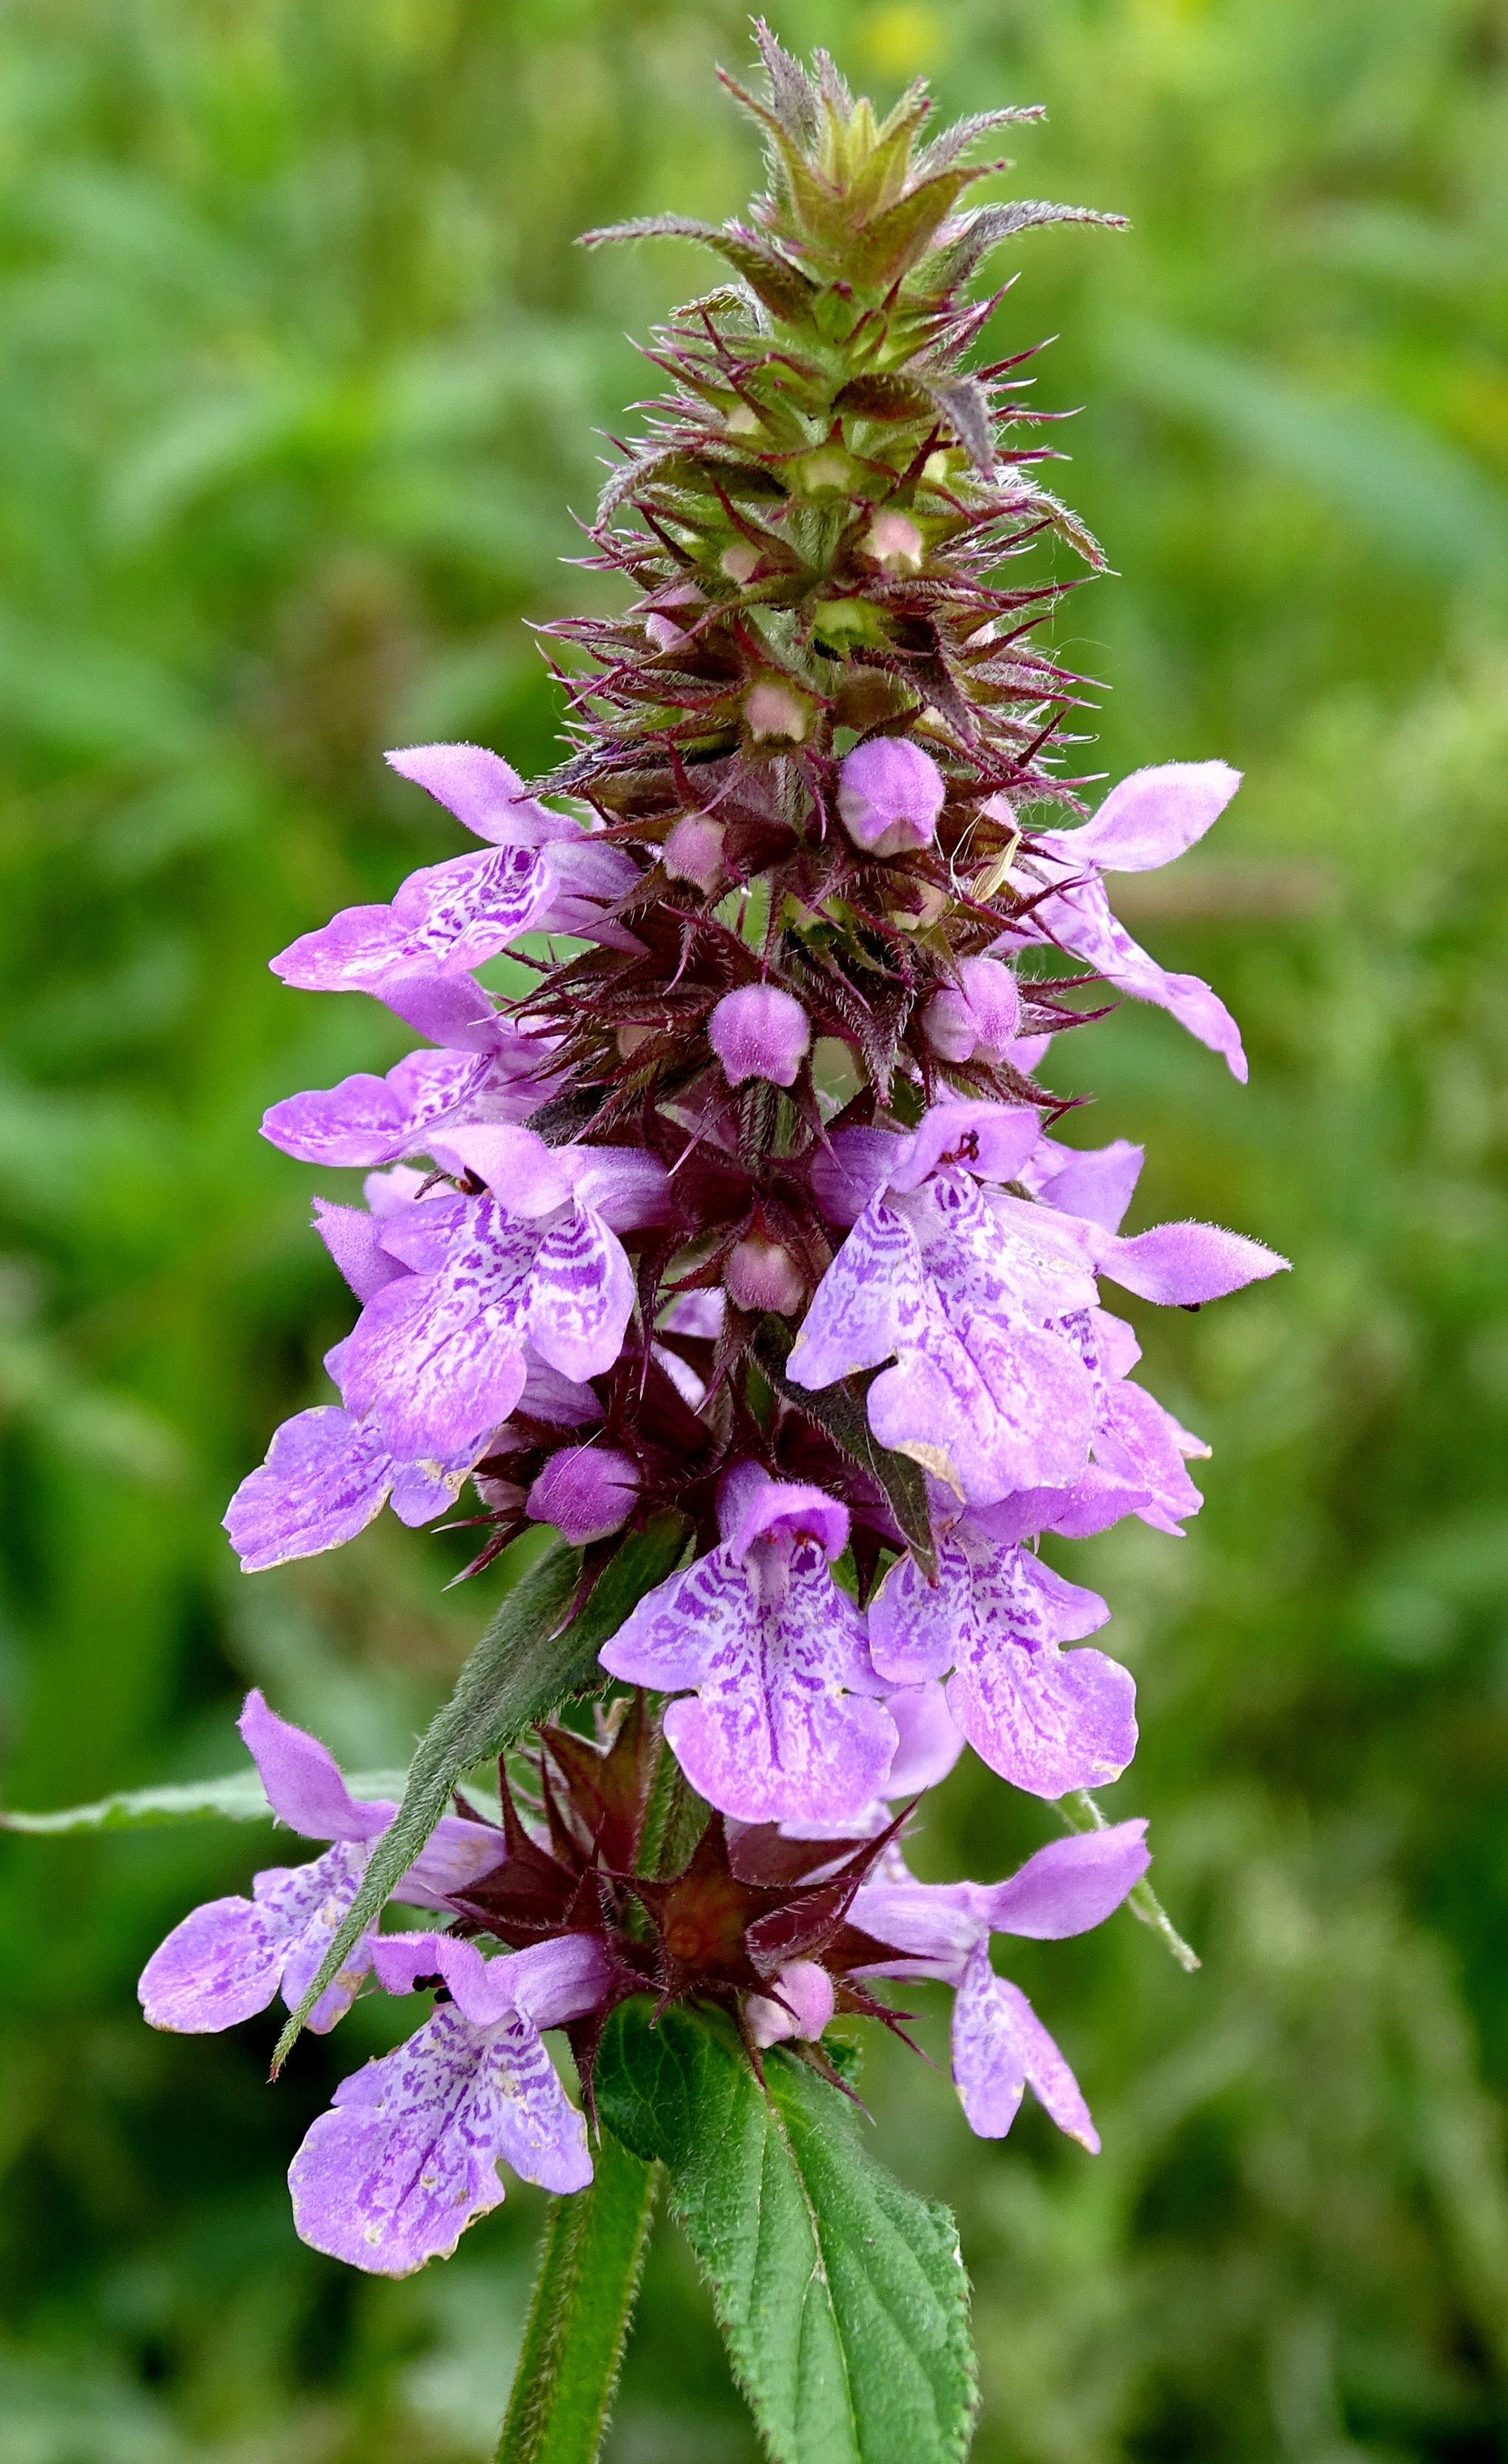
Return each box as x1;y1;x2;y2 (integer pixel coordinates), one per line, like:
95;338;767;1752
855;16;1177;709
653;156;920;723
709;986;811;1089
863;510;924;571
644;612;685;652
837;736;946;857
526;1446;640;1544
923;957;1022;1066
720;540;760;584
616;1022;655;1060
663;813;728;895
744;680;811;743
745;1960;836;2048
725;1235;806;1316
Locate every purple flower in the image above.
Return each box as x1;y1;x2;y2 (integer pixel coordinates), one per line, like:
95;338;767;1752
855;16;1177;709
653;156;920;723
851;1822;1150;2148
793;1100;1285;1509
270;742;640;999
999;762;1249;1080
869;1524;1135;1797
837;737;946;856
331;1129;663;1461
599;1466;897;1824
260;1017;562;1171
290;1930;607;2275
708;985;811;1089
224;1406;485;1573
138;1693;502;2036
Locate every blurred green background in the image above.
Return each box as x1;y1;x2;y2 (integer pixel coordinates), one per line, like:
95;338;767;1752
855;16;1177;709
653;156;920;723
1;0;1507;2456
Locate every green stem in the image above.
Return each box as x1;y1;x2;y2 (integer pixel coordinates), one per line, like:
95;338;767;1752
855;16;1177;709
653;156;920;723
497;2129;661;2464
1056;1787;1202;1973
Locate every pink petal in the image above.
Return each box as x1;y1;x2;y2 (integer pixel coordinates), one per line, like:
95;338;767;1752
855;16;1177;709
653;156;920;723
983;1821;1150;1939
952;1950;1098;2148
1040;760;1240;874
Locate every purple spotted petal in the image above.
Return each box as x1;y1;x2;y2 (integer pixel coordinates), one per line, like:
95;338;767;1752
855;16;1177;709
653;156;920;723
946;1553;1135;1799
139;1894;289;2032
909;1177;1099;1326
869;1541;970;1684
785;1201;926;1388
339;1197;535;1459
602;1547;751;1694
526;1206;636;1384
951;1947;1098;2148
270;845;553;992
139;1840;372;2035
288;1999;591;2276
262;1049;496;1167
224;1408;393;1572
1092;1380;1207;1532
866;1304;1095;1506
983;1821;1150;1939
605;1543;895;1824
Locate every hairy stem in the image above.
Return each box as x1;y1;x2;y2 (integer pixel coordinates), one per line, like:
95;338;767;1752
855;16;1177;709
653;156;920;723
496;2130;662;2464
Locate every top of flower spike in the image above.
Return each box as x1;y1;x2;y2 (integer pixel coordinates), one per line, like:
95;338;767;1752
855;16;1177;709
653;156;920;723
585;24;1123;367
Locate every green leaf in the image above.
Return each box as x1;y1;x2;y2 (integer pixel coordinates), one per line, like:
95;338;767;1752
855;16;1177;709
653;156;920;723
0;1767;409;1834
753;1318;937;1579
596;2002;977;2464
496;2128;660;2464
271;1515;689;2073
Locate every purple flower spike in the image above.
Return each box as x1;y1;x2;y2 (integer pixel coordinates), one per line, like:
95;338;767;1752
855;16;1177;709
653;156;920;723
290;1932;605;2275
600;1468;896;1824
923;957;1021;1066
708;985;811;1088
870;1527;1137;1798
837;737;946;856
527;1444;640;1544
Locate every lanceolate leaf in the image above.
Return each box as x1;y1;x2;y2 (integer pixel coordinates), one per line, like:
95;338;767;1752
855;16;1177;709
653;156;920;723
596;2001;977;2464
0;1767;409;1834
272;1513;690;2071
753;1318;937;1578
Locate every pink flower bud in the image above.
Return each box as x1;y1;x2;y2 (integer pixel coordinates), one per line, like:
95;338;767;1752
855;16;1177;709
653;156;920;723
837;737;946;857
663;813;728;895
721;540;760;584
863;510;924;571
525;1446;640;1545
923;957;1022;1065
644;612;685;652
725;1235;806;1316
709;985;811;1089
745;1960;836;2047
744;680;811;743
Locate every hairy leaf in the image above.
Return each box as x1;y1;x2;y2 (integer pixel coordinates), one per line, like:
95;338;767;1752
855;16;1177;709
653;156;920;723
596;2001;977;2464
271;1515;690;2071
0;1768;408;1834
